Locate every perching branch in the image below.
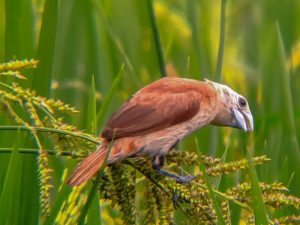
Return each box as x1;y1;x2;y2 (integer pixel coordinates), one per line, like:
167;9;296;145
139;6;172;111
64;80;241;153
0;125;100;145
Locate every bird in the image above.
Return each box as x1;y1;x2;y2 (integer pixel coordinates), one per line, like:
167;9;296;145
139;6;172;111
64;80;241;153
67;77;253;186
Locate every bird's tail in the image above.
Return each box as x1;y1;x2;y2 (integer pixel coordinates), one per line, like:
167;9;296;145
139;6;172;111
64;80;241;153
67;145;109;186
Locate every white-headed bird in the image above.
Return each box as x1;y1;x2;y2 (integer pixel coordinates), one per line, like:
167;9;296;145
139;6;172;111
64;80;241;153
68;77;253;186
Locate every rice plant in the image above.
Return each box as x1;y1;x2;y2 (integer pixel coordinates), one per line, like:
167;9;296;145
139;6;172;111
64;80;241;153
1;0;300;224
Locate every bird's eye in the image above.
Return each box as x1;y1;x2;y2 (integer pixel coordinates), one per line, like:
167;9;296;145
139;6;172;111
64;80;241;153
238;97;247;108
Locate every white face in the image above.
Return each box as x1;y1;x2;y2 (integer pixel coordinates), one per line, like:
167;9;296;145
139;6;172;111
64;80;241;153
205;79;254;131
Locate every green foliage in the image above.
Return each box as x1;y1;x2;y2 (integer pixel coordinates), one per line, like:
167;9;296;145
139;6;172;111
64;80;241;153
1;0;300;224
0;60;98;218
1;64;300;223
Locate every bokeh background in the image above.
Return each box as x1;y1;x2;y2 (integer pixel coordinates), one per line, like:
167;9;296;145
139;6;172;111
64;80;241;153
0;0;300;224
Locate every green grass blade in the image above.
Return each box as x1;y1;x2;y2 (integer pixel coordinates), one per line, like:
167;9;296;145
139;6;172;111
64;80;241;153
77;137;115;225
208;0;227;156
147;0;166;77
274;23;300;193
87;76;98;135
96;63;125;128
276;24;299;140
86;76;101;225
77;172;103;225
0;126;100;144
276;24;300;155
4;0;35;60
247;147;269;225
195;139;226;225
97;5;138;85
186;1;212;75
3;1;39;225
215;0;227;81
31;3;58;219
0;134;23;225
43;183;72;225
32;0;58;97
0;132;39;225
212;146;228;189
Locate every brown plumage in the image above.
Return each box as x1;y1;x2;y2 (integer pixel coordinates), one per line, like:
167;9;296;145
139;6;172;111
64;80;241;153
67;77;253;186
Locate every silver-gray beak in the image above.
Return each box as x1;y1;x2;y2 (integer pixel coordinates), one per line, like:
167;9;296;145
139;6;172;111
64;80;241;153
232;108;254;132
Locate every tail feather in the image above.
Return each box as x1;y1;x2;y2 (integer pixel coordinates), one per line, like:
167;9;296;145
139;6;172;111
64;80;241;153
67;146;108;186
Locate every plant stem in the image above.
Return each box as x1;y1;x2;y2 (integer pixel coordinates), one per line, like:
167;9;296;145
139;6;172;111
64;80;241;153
215;0;227;81
0;125;100;144
209;0;227;156
77;136;115;225
147;0;166;77
0;148;76;157
247;149;269;225
195;140;226;225
96;64;124;127
77;171;103;225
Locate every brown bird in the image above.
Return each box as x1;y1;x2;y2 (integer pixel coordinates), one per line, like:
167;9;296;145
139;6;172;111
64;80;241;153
67;77;253;186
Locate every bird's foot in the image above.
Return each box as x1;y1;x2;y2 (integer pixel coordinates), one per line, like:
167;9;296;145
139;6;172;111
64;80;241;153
175;174;196;184
155;168;195;184
152;155;196;184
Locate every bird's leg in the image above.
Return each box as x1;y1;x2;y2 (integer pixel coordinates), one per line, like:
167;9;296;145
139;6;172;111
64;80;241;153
152;155;195;183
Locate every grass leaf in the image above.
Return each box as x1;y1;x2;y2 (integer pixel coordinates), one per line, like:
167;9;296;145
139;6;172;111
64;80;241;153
96;63;125;128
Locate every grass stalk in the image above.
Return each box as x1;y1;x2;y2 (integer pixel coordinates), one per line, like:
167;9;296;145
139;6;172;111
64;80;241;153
77;137;115;225
32;0;58;96
246;147;269;225
96;64;124;128
276;23;300;154
0;126;100;144
195;139;226;225
0;148;75;156
215;0;227;81
209;0;227;155
86;76;101;225
147;0;166;77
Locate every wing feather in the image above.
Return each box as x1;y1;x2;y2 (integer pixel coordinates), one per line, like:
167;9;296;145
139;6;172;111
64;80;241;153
101;78;210;139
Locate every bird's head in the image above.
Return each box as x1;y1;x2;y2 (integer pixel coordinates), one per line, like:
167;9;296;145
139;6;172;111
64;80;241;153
205;79;254;132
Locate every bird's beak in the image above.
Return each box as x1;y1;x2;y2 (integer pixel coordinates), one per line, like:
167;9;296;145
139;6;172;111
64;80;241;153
232;108;254;132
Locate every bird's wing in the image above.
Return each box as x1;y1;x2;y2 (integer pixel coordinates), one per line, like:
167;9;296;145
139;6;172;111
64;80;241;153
101;78;214;139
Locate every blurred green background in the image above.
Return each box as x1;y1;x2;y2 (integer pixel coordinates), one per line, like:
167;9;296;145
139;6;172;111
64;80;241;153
0;0;300;224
